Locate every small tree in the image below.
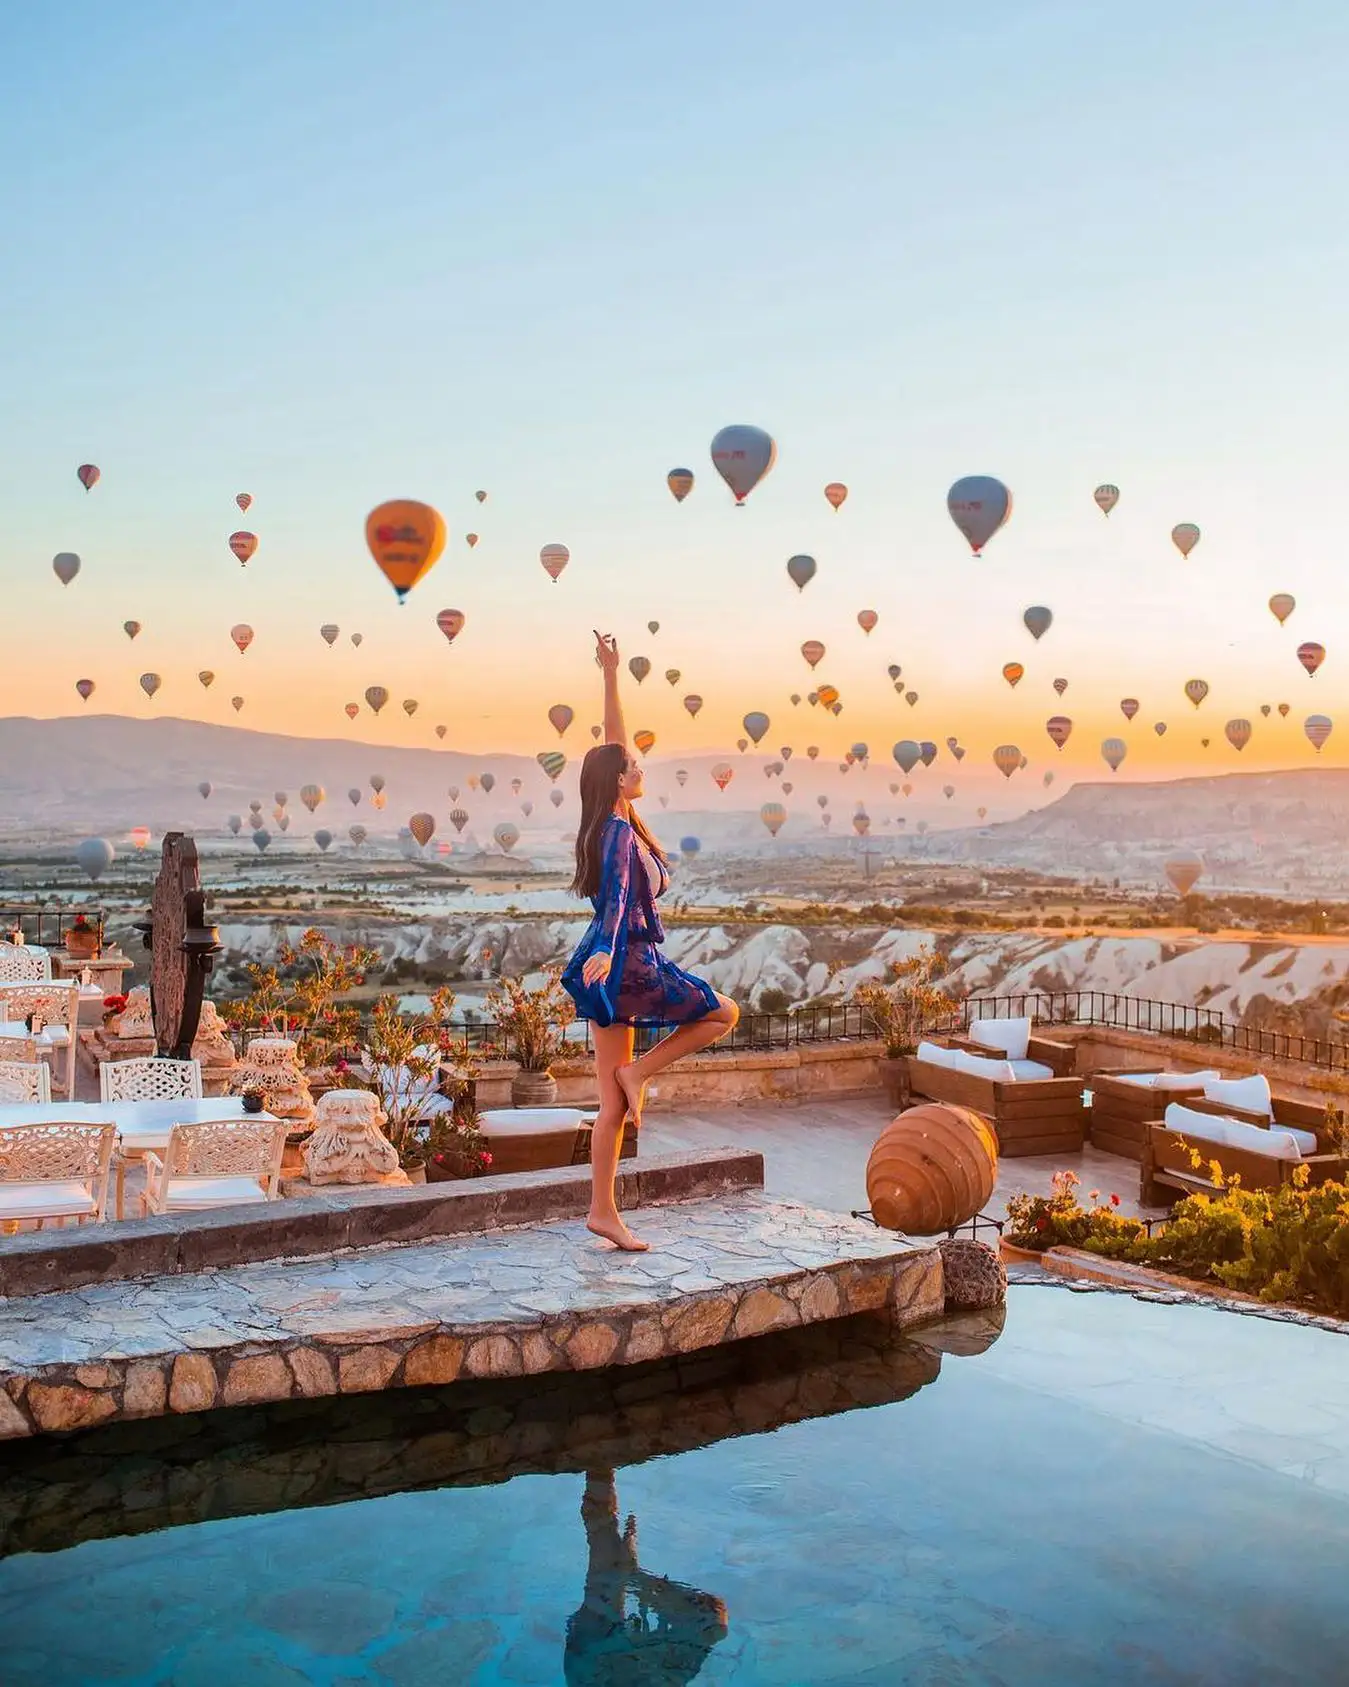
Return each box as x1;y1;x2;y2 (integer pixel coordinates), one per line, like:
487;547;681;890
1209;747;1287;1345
220;927;379;1069
485;969;575;1071
853;947;956;1058
354;985;463;1169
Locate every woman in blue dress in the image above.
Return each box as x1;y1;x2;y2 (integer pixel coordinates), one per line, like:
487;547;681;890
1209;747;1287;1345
563;632;738;1251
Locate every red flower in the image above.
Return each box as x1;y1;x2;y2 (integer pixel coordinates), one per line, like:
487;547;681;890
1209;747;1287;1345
1035;1217;1048;1231
481;1151;493;1168
1110;1193;1121;1207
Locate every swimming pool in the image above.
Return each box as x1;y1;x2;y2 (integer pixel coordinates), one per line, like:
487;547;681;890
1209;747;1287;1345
1;1287;1344;1684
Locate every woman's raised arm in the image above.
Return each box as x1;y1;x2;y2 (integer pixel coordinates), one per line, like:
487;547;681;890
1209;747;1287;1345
594;630;626;748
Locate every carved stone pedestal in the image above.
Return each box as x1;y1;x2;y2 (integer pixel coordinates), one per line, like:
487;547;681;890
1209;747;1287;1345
227;1037;315;1136
299;1088;403;1186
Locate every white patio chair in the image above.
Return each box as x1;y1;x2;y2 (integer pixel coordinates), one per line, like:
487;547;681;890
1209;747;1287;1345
99;1055;203;1103
0;1121;116;1228
0;1057;52;1102
0;1034;39;1063
140;1117;287;1215
0;944;51;984
0;981;80;1099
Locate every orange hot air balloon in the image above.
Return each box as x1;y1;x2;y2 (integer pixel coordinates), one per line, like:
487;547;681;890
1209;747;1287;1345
1002;662;1024;688
366;500;447;601
1269;592;1295;625
857;610;878;635
409;812;436;847
230;623;254;654
824;482;848;511
801;640;825;669
129;826;151;850
229;531;258;566
993;745;1021;779
817;684;840;709
1225;717;1252;752
667;468;694;502
634;729;656;754
436;609;466;644
1045;715;1072;749
345;702;359;719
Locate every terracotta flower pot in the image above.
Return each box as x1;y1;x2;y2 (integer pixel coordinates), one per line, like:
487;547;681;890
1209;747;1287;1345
878;1055;911;1110
511;1069;558;1108
405;1161;428;1185
66;928;99;960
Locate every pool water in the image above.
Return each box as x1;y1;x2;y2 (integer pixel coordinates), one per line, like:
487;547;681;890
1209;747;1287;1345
1;1289;1345;1685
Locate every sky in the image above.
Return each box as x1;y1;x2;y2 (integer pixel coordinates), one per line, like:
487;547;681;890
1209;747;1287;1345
2;0;1347;818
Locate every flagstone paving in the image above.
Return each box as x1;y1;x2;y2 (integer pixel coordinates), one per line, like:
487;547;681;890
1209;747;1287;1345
0;1190;940;1439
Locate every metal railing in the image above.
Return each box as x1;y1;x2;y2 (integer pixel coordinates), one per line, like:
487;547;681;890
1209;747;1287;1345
942;989;1349;1074
0;906;106;947
430;1002;870;1059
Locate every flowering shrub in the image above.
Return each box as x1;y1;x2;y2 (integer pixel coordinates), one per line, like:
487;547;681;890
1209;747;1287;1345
486;969;575;1071
1004;1170;1143;1254
220;928;378;1068
853;948;955;1058
353;985;460;1168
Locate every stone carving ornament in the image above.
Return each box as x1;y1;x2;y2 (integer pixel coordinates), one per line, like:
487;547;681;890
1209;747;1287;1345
301;1088;400;1184
227;1036;315;1134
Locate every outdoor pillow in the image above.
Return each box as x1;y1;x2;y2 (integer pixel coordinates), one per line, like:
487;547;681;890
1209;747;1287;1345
1007;1059;1055;1081
915;1040;957;1068
1114;1069;1219;1089
1163;1102;1233;1148
1202;1073;1273;1117
1219;1117;1301;1160
968;1016;1031;1061
950;1049;1019;1082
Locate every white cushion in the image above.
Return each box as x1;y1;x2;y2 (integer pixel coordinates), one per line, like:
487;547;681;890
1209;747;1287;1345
160;1176;268;1209
0;1180;95;1218
38;1026;70;1048
949;1049;1018;1082
1163;1102;1300;1161
968;1017;1031;1061
1202;1073;1273;1118
479;1107;587;1138
1276;1125;1320;1155
1007;1059;1055;1081
1115;1069;1220;1090
915;1040;957;1068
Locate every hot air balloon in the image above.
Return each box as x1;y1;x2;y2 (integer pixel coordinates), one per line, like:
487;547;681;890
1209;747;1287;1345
76;837;115;880
197;781;212;800
231;696;244;713
710;424;776;504
1278;703;1291;718
1023;605;1052;641
760;802;786;837
77;464;100;492
371;791;387;811
1093;484;1119;516
465;533;479;549
274;791;288;809
919;742;938;767
1225;718;1252;752
313;829;333;852
229;531;258;566
675;769;689;788
591;725;602;740
711;763;733;791
252;830;271;853
1165;851;1204;897
199;670;215;689
548;703;574;737
1268;593;1295;625
1002;663;1024;688
227;815;242;836
449;808;469;833
849;742;869;763
320;623;339;646
369;775;386;796
75;679;94;702
366;500;447;600
521;801;533;817
475;490;488;504
1260;704;1272;718
537;751;566;782
124;620;141;640
664;668;680;686
629;656;650;683
993;745;1021;779
299;784;325;813
139;673;161;699
402;698;418;718
1184;679;1209;708
634;730;656;755
1297;641;1325;677
127;826;151;852
349;824;367;846
743;711;769;745
1052;678;1068;697
683;694;703;717
494;821;520;854
785;555;816;592
409;812;435;847
52;552;80;586
230;623;254;654
345;703;359;720
887;664;902;682
479;772;496;795
857;610;878;635
436;609;466;644
351;632;363;647
549;788;564;809
1171;523;1200;558
1045;716;1072;749
667;469;694;502
943;784;955;799
435;725;447;740
679;836;701;859
1041;772;1053;789
801;640;826;670
817;685;839;710
824;482;848;511
365;686;389;714
1154;722;1168;737
648;621;661;635
1101;737;1127;772
852;809;871;837
947;476;1012;554
892;741;920;774
540;543;570;583
235;492;253;512
1305;714;1333;752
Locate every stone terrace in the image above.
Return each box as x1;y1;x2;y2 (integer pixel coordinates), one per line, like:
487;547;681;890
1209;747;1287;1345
0;1161;940;1440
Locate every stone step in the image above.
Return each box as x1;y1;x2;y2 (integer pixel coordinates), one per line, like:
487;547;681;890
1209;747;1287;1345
0;1192;940;1440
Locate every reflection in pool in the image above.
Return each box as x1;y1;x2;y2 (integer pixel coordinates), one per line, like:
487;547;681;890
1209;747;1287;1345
0;1289;1345;1684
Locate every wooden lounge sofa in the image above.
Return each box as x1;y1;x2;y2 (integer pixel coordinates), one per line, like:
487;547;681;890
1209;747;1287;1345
947;1015;1078;1078
1087;1068;1224;1160
1141;1091;1347;1204
906;1030;1085;1158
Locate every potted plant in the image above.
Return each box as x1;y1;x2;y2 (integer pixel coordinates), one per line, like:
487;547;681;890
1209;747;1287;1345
853;947;956;1110
101;993;129;1033
66;914;100;961
485;968;576;1107
352;985;461;1176
423;1081;493;1183
219;928;380;1090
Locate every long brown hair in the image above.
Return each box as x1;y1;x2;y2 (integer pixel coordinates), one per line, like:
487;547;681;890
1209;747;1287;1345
571;742;666;899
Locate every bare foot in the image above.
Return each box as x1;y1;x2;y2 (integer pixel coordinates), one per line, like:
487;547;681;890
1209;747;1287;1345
615;1063;648;1130
587;1212;650;1252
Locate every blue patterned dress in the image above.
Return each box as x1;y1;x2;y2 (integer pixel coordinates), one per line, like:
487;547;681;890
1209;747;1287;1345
562;816;719;1029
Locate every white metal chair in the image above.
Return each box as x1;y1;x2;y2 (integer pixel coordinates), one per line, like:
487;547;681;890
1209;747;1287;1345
0;1034;38;1063
0;945;51;984
99;1055;204;1103
1;982;80;1099
0;1121;116;1228
140;1118;286;1215
0;1058;52;1102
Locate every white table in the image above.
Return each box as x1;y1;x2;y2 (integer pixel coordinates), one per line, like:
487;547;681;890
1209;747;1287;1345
0;1100;279;1218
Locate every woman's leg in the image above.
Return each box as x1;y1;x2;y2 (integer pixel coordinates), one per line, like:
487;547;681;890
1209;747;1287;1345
615;994;738;1128
587;1022;646;1251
